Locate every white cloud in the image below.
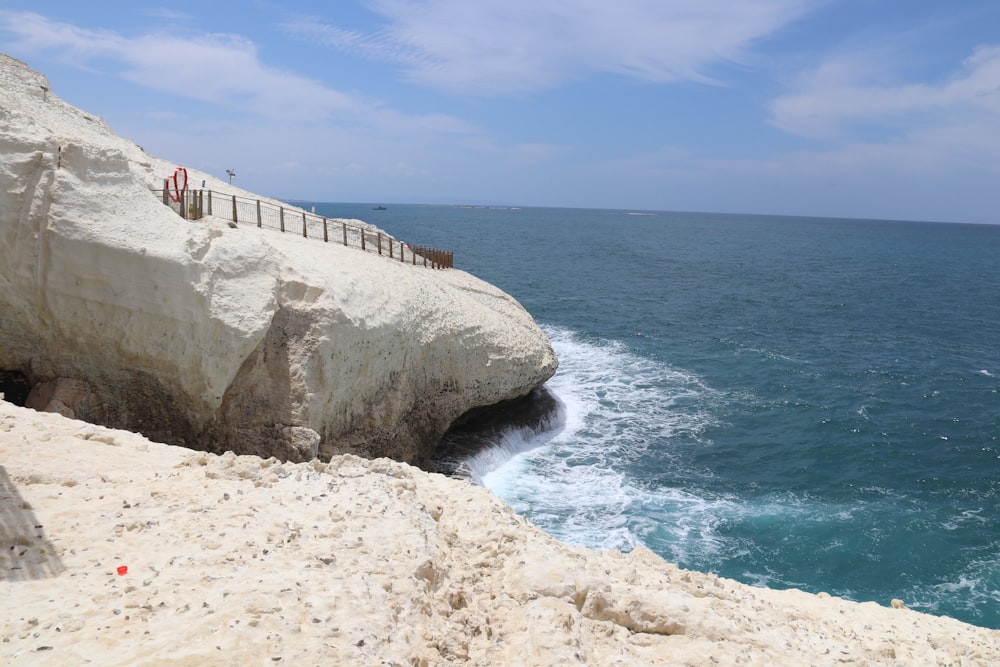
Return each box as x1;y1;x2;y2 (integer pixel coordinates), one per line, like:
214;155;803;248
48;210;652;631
770;44;1000;139
284;0;818;95
140;8;195;22
0;9;497;201
0;11;359;121
759;40;1000;221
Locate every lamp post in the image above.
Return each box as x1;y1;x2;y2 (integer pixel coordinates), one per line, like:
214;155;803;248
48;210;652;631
226;169;236;184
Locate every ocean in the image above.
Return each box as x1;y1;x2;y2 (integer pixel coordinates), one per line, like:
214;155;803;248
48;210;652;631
308;203;1000;629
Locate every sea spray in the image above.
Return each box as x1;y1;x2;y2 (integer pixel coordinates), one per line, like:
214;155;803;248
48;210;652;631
434;386;565;482
440;325;728;554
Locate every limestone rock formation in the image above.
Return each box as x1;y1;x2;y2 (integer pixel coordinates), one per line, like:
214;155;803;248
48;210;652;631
0;53;557;465
3;402;999;665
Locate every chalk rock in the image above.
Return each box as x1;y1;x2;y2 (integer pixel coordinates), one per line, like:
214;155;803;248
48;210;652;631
0;53;557;464
24;377;100;421
4;403;999;666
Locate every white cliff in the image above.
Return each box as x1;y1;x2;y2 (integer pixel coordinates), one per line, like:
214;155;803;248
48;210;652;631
0;52;557;465
3;53;999;667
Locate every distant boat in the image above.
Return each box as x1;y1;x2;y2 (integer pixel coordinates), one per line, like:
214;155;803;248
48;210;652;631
372;205;387;210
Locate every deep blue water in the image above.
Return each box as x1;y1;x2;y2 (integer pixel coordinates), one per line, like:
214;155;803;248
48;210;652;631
310;203;1000;629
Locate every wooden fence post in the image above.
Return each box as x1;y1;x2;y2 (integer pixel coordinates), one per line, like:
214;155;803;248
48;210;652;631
183;195;453;268
162;180;168;205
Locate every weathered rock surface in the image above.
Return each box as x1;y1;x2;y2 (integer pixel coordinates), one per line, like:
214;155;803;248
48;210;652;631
2;402;998;666
0;52;557;465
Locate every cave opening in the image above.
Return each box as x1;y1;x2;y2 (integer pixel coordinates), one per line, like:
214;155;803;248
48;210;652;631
0;370;31;406
433;386;561;477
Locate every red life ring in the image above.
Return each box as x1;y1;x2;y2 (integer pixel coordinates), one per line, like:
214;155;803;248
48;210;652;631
168;167;188;203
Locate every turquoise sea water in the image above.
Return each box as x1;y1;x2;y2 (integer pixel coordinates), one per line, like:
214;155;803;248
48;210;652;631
309;203;1000;629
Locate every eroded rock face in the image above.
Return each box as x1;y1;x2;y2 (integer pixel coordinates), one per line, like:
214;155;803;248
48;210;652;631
0;53;557;464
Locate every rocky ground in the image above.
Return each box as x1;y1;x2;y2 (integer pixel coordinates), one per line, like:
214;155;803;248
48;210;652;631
3;401;998;666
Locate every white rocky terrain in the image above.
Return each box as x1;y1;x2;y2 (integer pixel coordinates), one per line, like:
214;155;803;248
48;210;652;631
3;52;1000;666
3;401;999;666
0;52;557;465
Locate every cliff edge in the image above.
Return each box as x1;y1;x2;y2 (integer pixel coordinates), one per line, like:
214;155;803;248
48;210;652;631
0;52;557;466
2;402;998;666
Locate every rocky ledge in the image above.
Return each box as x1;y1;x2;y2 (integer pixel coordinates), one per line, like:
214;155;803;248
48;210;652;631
2;402;998;666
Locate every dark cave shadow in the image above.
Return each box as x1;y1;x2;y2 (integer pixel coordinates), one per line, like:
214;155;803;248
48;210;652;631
0;465;65;581
433;386;563;477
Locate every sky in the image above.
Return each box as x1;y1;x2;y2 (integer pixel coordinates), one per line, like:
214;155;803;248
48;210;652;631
2;1;999;224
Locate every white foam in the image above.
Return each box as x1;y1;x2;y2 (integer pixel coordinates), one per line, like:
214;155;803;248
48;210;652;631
462;405;566;485
476;325;727;556
915;555;1000;622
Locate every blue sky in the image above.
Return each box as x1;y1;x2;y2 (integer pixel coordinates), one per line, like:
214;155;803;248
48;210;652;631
2;1;999;223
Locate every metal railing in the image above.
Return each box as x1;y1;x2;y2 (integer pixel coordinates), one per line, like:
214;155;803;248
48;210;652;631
155;188;454;269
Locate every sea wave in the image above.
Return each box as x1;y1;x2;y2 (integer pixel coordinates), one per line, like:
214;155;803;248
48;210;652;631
476;325;725;555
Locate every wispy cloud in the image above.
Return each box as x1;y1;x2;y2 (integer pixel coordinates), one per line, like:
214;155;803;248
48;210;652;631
140;8;195;22
283;0;819;95
770;44;1000;140
0;9;523;199
0;10;360;121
